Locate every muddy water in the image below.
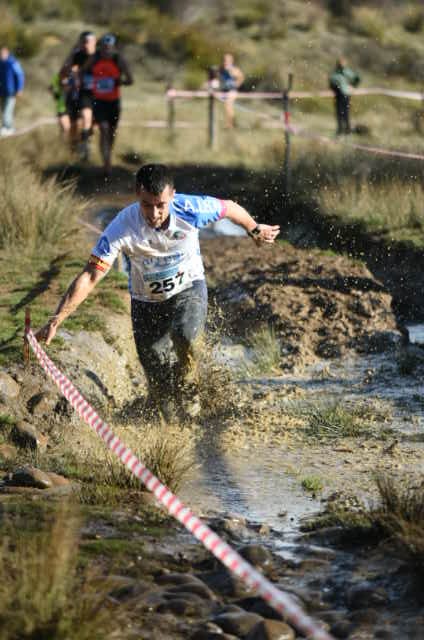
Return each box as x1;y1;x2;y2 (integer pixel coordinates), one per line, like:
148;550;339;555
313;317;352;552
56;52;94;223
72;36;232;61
182;345;424;537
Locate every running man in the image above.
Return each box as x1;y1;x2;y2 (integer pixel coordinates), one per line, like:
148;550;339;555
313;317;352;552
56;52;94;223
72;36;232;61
61;31;97;158
83;33;133;176
36;164;280;422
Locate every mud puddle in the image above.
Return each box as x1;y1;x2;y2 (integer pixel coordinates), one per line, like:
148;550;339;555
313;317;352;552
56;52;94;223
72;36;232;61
182;343;424;543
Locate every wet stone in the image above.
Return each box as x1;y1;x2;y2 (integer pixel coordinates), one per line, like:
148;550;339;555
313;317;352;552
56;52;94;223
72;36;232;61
349;608;379;625
235;597;283;621
0;372;20;403
347;583;389;609
8;466;52;489
330;620;356;639
191;621;234;639
11;421;48;452
164;582;216;601
200;569;252;598
374;629;394;639
238;544;273;568
156;572;208;587
156;594;208;617
211;611;264;637
246;619;296;640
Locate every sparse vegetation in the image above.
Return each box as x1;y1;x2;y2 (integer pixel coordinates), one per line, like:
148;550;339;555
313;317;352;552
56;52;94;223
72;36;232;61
301;475;323;493
0;502;128;640
303;401;372;440
0;149;85;255
243;326;281;376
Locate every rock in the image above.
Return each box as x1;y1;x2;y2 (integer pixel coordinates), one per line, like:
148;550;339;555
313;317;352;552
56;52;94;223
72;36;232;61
27;391;57;416
199;569;251;598
246;619;296;640
330;620;356;639
374;629;394;639
349;608;379;625
0;443;17;460
156;572;201;586
164;582;216;601
11;421;48;452
0;372;20;403
235;598;283;621
46;472;71;487
7;466;52;489
191;625;239;640
238;544;273;568
347;583;389;609
190;622;225;639
211;611;264;637
157;593;209;617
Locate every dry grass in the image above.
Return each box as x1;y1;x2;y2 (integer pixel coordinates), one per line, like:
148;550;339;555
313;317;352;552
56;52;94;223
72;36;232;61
318;179;424;240
375;474;424;568
0;146;85;255
0;502;128;640
55;421;195;502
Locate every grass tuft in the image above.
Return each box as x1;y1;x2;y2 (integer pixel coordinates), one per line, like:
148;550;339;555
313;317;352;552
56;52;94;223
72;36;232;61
0;502;127;640
303;401;371;440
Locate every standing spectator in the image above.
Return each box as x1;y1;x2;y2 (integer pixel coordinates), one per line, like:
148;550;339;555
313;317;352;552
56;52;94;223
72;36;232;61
218;53;244;129
329;57;360;135
61;31;97;159
84;33;133;177
0;46;24;136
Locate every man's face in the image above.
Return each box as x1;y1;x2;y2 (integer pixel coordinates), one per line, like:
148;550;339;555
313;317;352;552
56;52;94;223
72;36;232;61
0;47;9;61
138;184;175;229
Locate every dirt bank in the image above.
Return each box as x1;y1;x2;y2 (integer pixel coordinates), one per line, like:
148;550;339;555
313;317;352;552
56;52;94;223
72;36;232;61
202;236;403;371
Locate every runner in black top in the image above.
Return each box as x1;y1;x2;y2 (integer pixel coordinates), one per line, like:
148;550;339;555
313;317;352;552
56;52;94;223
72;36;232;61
60;31;97;159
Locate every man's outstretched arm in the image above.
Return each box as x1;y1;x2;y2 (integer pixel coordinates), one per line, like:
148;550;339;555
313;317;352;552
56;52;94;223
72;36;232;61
223;200;280;243
35;263;109;345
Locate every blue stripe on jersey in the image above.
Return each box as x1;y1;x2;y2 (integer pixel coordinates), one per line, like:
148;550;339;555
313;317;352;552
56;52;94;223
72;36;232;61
170;193;224;228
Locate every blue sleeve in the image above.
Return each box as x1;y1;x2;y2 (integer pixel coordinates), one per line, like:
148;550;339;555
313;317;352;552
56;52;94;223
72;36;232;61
90;212;127;264
13;60;25;92
171;193;227;228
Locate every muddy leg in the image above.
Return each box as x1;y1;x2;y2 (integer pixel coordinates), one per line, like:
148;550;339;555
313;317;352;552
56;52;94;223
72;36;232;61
171;281;208;420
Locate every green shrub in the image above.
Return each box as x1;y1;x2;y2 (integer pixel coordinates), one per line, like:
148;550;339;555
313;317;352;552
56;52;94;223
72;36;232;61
327;0;352;19
0;7;42;57
403;8;424;33
350;7;386;43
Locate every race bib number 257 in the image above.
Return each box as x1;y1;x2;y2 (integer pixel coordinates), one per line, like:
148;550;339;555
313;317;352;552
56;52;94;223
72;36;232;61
148;270;185;295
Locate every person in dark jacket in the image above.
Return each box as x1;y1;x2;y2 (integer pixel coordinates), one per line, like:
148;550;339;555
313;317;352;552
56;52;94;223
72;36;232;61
0;46;25;136
329;57;360;135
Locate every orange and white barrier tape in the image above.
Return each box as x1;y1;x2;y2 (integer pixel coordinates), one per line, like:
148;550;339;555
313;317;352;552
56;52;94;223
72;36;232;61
25;327;333;640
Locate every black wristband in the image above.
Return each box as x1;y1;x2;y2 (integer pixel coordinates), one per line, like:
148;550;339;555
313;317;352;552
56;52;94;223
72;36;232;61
247;225;261;238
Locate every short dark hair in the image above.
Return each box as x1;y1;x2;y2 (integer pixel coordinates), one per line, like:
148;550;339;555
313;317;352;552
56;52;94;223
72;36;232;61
135;164;174;194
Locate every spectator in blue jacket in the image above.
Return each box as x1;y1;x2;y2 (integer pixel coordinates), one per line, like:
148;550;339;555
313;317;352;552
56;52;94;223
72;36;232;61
0;46;25;136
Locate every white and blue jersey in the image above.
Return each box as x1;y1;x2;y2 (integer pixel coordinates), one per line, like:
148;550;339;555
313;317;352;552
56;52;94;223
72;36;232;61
91;193;227;302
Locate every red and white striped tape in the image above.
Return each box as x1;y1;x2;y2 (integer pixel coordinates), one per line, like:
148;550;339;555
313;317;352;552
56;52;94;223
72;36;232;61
167;87;424;101
25;328;333;640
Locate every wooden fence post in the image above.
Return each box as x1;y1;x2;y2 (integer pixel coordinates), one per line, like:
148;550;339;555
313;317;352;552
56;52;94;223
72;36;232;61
282;72;293;197
208;89;216;149
167;86;176;140
24;307;30;366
